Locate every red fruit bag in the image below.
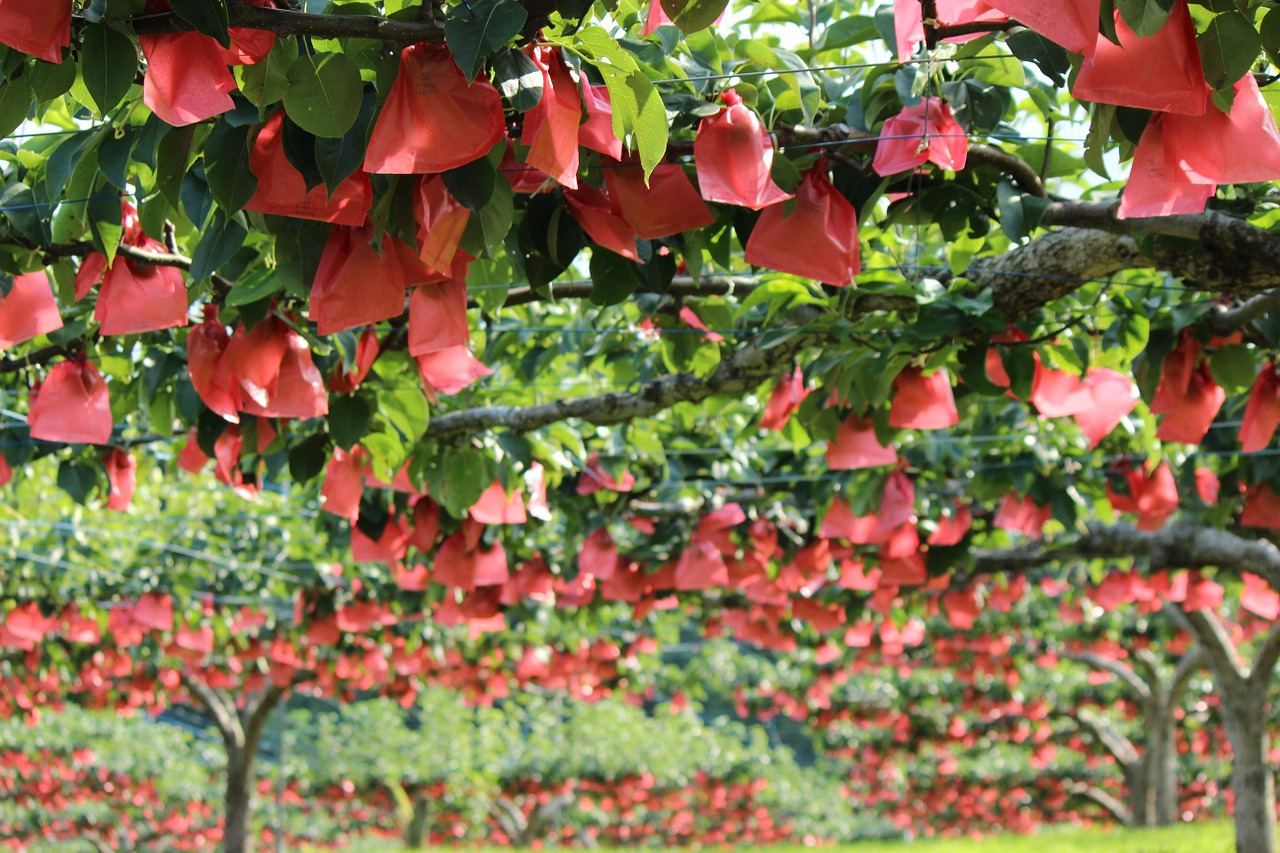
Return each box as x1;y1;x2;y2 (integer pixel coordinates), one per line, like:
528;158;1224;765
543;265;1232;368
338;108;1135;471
320;446;367;520
983;0;1100;55
1161;73;1280;186
363;43;506;174
603;161;715;239
470;480;528;525
1151;330;1201;413
675;540;729;590
1134;462;1178;531
693;90;793;210
239;328;328;420
28;359;113;445
0;0;70;62
95;240;189;336
139;32;236;126
1240;365;1280;453
1155;363;1224;445
228;316;290;407
521;46;582;189
889;366;959;429
744;160;860;286
759;366;809;431
1072;3;1209;116
245;112;371;226
328;327;381;393
222;1;277;65
104;448;136;511
894;0;1004;61
580;84;623;159
873;97;968;176
1241;485;1280;531
826;415;897;470
416;346;491;397
416;175;470;273
186;308;241;422
564;184;639;260
310;227;407;335
0;271;62;349
409;279;469;357
1117;117;1216;219
1070;368;1138;448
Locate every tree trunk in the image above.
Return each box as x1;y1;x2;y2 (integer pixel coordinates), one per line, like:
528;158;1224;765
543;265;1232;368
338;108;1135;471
1147;709;1179;826
224;744;256;853
404;794;431;849
1123;759;1149;827
1223;712;1276;853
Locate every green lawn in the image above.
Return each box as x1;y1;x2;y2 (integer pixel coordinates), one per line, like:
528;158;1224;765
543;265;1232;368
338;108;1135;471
329;820;1239;853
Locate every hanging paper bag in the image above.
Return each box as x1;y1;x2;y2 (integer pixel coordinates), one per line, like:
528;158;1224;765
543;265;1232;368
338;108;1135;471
744;160;860;286
105;448;136;511
826;415;897;469
328;327;380;393
693;90;793;210
28;359;113;445
873;97;968;176
1240;365;1280;453
889;366;959;429
1117;117;1216;218
563;184;640;261
759;366;809;431
894;0;1005;61
0;271;62;350
982;0;1100;55
228;316;290;407
603;161;715;239
579;83;624;159
409;279;470;357
415;175;470;272
320;446;368;520
245;112;372;226
416;346;492;397
521;46;582;189
0;0;70;62
1072;3;1209;116
94;240;189;336
364;44;506;174
139;32;236;126
1155;363;1224;445
1161;73;1280;185
239;327;329;420
310;227;407;335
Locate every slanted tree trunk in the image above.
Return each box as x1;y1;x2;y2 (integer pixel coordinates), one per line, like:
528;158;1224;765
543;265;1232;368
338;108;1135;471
404;793;432;849
1066;640;1203;828
1175;607;1280;853
182;677;286;853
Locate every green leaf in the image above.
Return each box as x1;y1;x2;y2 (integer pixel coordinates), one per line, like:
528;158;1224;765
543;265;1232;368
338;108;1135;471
460;176;513;255
288;433;331;483
589;249;640;305
169;0;231;47
0;76;31;141
57;460;98;504
329;393;375;451
491;48;544;112
203;122;258;215
315;88;376;195
240;37;297;108
1209;343;1257;394
226;268;284;307
444;0;528;83
28;60;76;104
86;192;123;266
1194;7;1261;92
189;209;248;282
659;0;730;34
284;52;364;139
0;183;52;244
379;385;430;442
79;24;136;115
1116;0;1174;37
443;155;497;211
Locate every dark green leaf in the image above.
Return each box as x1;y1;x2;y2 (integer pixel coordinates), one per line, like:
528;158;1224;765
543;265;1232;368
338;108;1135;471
0;76;30;140
443;156;497;211
491;48;544;112
444;0;528;83
168;0;231;47
0;183;52;244
86;193;123;264
1116;0;1174;37
589;249;639;305
288;433;331;483
28;60;75;103
315;88;376;195
1195;8;1262;92
203;121;258;215
57;461;98;504
659;0;730;34
329;393;374;451
80;24;137;115
284;52;364;138
189;209;248;282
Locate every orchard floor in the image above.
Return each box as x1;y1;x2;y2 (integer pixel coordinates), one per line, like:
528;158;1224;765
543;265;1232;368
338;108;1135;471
335;820;1239;853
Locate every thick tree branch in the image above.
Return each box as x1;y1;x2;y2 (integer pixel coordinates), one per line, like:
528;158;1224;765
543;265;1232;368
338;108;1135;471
242;685;286;756
1130;648;1161;695
120;8;446;43
1065;651;1150;704
180;674;243;748
1173;607;1248;687
1210;290;1280;335
1066;780;1134;825
1073;707;1141;767
1169;645;1206;704
425;307;822;441
1249;618;1280;693
495;276;760;309
971;521;1280;592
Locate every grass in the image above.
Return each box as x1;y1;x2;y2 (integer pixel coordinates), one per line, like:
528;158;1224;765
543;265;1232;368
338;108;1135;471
325;820;1239;853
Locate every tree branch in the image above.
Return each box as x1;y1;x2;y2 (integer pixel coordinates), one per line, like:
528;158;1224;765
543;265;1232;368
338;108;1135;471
1169;644;1205;705
120;7;446;43
425;306;822;441
1065;651;1151;704
1248;618;1280;693
1073;707;1141;767
495;275;760;310
1173;607;1247;687
180;674;243;748
971;521;1280;592
1065;780;1134;826
242;685;286;755
1210;290;1280;336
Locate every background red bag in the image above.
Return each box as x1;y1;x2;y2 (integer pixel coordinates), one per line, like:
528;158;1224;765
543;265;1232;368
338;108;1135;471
744;162;860;286
604;162;715;239
694;90;792;210
0;0;70;62
310;228;407;335
0;272;62;350
139;32;236;126
521;46;583;189
245;112;372;226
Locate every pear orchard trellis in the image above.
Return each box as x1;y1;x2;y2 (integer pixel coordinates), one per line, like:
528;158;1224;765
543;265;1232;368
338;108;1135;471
3;1;1280;853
